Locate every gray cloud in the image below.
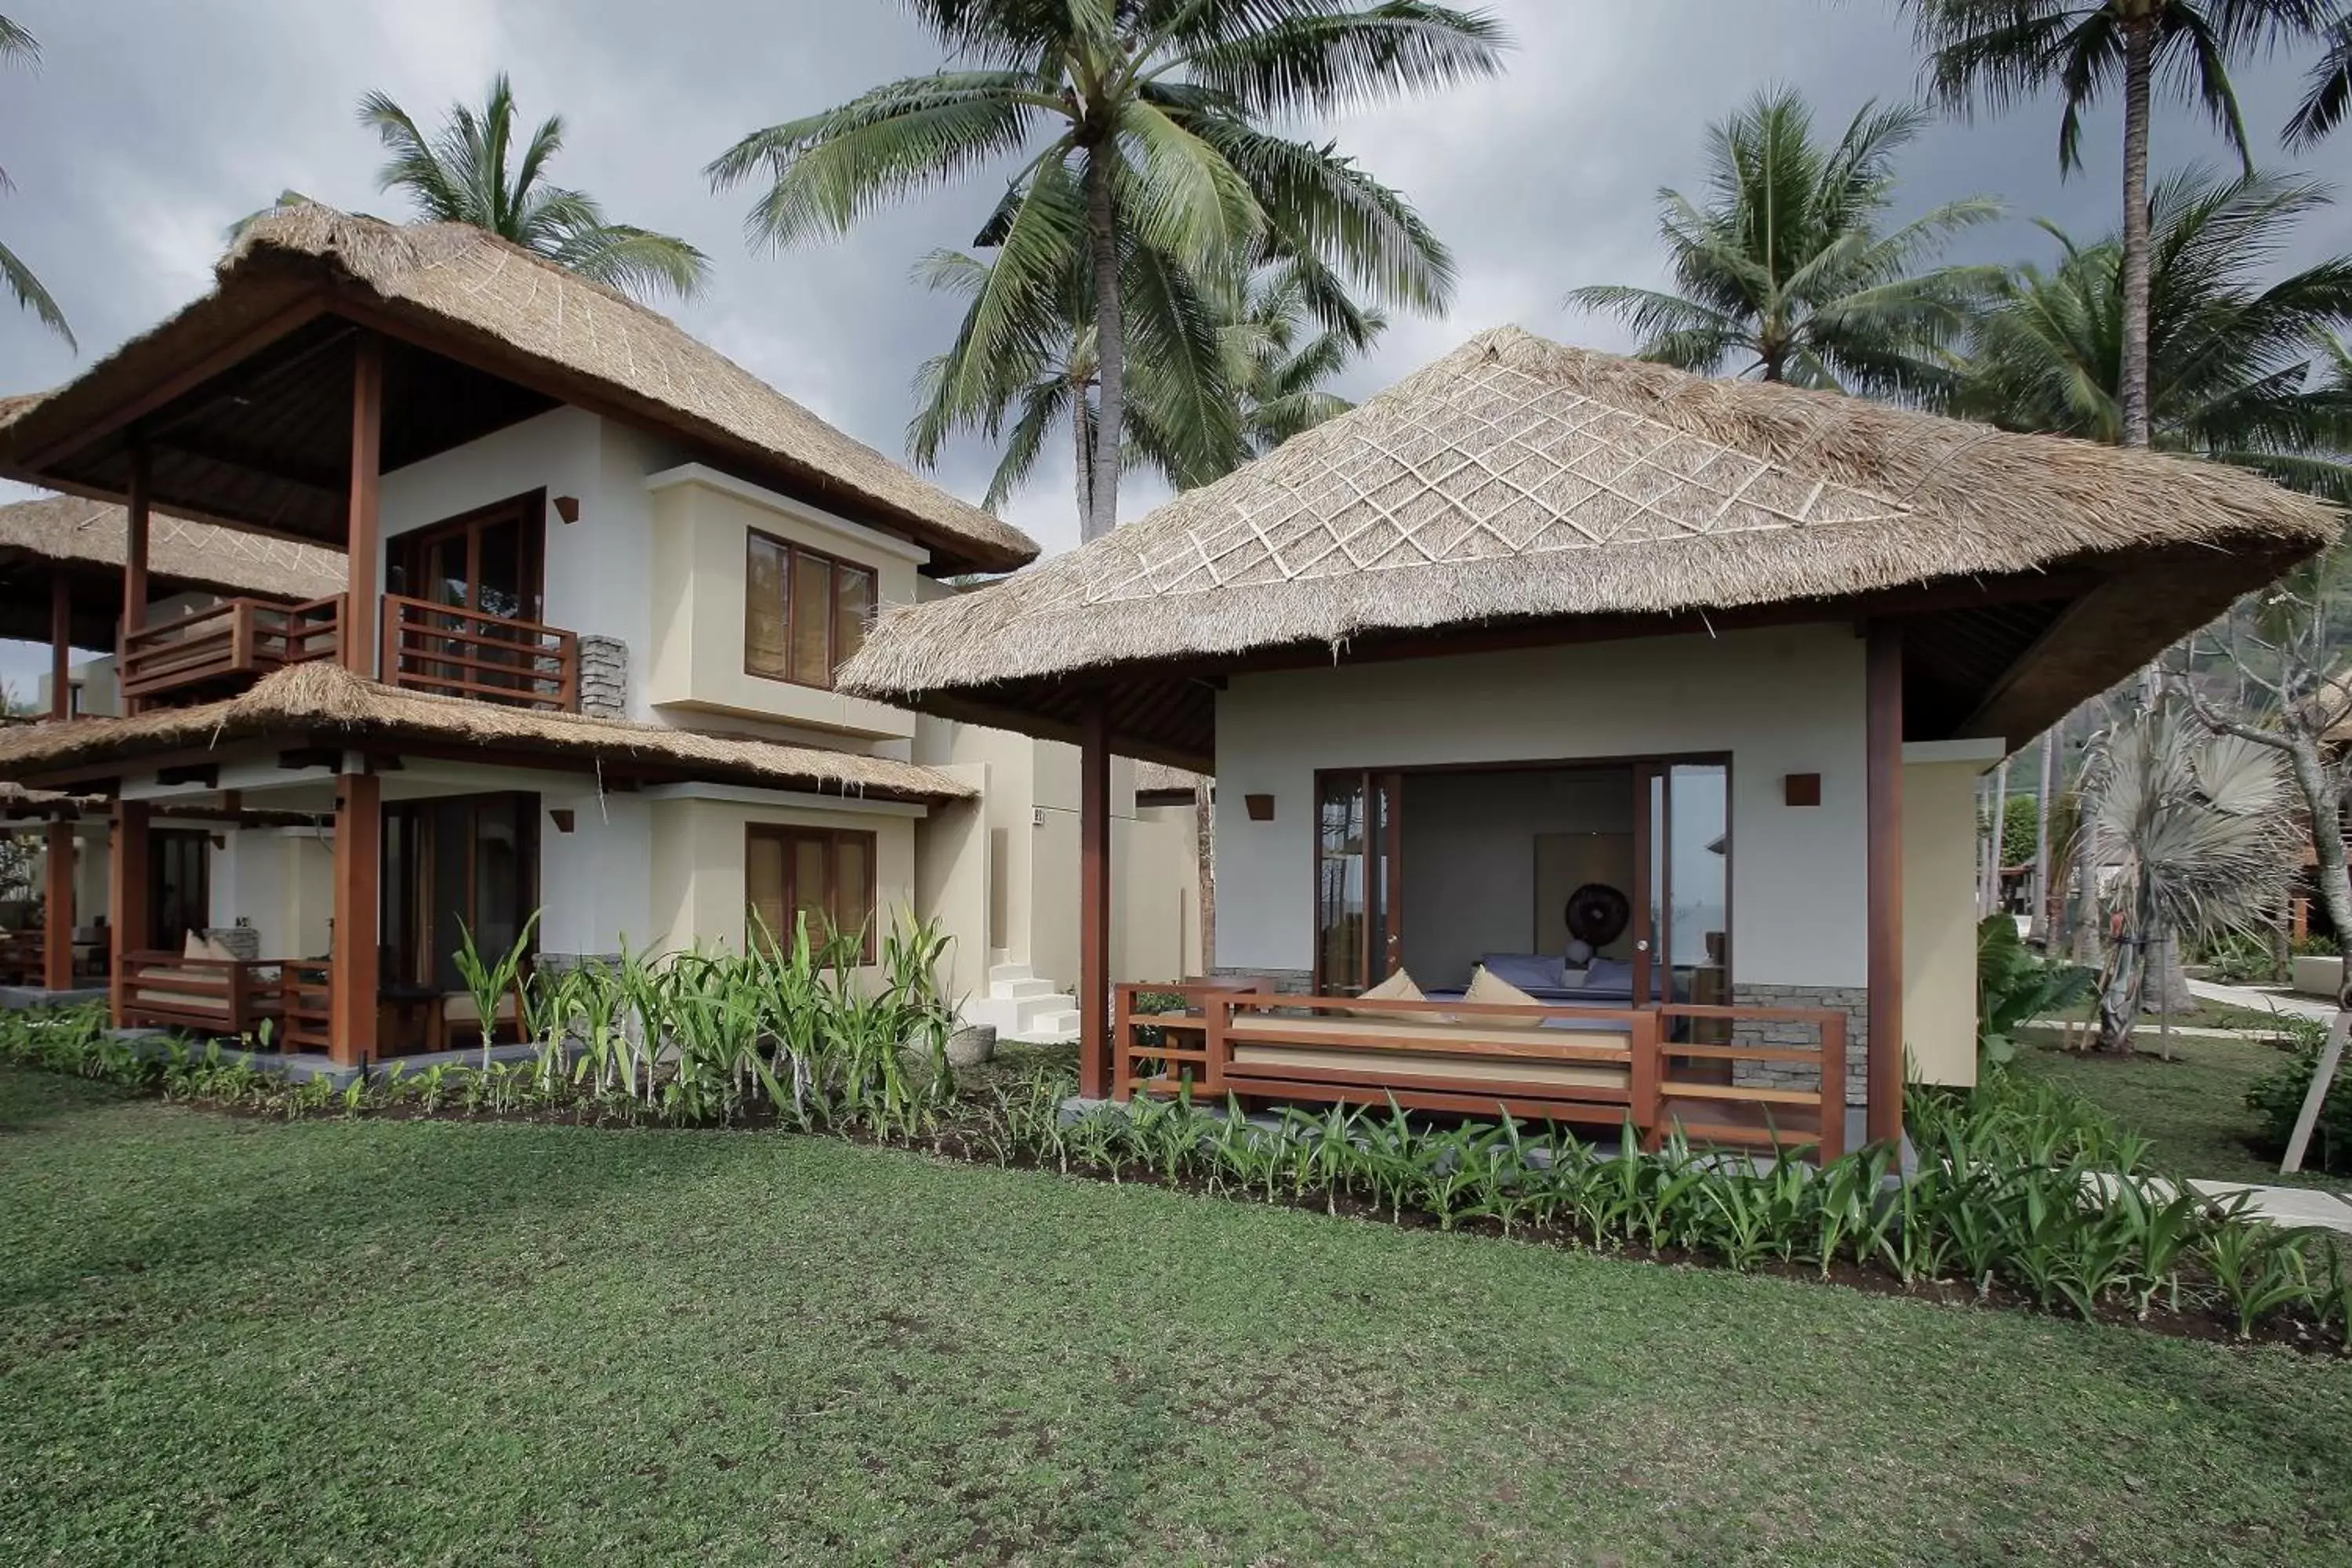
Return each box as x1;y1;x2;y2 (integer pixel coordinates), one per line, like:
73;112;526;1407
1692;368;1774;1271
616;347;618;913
0;0;2342;701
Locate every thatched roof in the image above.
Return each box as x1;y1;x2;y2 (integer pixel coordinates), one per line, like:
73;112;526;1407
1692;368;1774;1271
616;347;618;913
0;661;973;804
1133;761;1207;802
0;780;99;821
0;492;343;602
840;328;2337;763
0;205;1037;576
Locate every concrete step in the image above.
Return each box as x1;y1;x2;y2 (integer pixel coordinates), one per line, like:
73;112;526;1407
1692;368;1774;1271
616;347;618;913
1025;1007;1080;1041
962;990;1080;1040
987;962;1036;988
995;977;1057;1001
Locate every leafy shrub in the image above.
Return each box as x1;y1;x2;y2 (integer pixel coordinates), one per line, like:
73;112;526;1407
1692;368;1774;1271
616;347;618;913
2246;1016;2352;1174
1976;916;2092;1066
2202;930;2283;985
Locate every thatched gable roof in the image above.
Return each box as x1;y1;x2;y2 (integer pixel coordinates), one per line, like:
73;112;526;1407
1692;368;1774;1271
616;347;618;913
840;328;2337;764
0;205;1037;576
0;662;972;805
0;492;343;602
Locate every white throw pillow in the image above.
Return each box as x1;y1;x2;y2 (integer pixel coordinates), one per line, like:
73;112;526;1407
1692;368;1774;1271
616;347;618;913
1464;964;1544;1011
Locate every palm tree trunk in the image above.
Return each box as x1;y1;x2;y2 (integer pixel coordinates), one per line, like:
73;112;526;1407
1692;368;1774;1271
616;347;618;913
1083;154;1123;543
2288;734;2352;962
2119;19;2155;449
1073;377;1093;526
1193;781;1214;978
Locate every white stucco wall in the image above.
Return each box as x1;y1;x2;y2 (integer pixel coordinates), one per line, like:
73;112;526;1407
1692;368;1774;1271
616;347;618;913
1904;754;1986;1087
1213;626;1869;989
376;405;676;722
536;786;655;958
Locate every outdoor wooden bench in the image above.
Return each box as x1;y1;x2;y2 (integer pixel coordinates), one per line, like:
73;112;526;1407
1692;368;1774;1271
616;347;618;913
118;951;290;1040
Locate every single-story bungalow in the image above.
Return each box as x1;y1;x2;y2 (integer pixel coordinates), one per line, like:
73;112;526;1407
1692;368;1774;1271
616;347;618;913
840;327;2338;1154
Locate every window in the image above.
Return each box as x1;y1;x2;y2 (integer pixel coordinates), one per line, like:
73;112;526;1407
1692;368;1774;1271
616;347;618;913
746;825;877;961
745;532;876;688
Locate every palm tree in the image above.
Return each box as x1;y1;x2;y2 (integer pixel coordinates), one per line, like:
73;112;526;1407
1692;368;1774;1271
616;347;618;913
0;15;71;346
1225;260;1385;458
1951;168;2352;503
2289;15;2352;146
709;1;1506;542
359;73;708;301
1566;90;1998;398
2079;695;2297;1051
909;249;1375;514
1904;2;2344;449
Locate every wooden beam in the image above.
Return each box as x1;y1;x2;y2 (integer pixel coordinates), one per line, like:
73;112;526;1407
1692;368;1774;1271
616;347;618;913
9;290;330;473
1865;621;1905;1148
1079;702;1112;1100
154;763;220;789
108;800;151;1027
48;569;70;720
42;818;74;992
345;332;383;677
328;768;380;1068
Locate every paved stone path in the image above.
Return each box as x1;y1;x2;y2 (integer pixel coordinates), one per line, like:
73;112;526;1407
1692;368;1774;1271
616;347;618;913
2183;977;2336;1022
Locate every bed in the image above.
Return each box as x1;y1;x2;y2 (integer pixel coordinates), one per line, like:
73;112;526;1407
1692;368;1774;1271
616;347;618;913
1426;952;1664;1007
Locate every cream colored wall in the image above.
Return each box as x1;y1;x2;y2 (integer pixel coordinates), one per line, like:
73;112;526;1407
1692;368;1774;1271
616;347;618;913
1123;803;1203;982
646;796;916;981
1903;757;1984;1088
912;765;993;1006
644;467;923;740
1214;626;1869;989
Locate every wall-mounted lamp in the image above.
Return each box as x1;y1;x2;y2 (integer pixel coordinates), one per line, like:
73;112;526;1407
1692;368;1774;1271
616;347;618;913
1783;773;1822;808
1244;793;1276;822
552;495;581;524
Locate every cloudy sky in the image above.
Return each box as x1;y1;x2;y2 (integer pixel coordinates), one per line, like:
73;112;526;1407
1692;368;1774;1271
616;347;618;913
0;0;2342;688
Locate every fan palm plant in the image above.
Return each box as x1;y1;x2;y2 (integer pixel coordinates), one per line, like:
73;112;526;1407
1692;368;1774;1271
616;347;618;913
358;73;709;301
1904;2;2347;448
708;0;1504;542
2078;697;2298;1051
0;15;70;346
1566;89;1998;397
1951;167;2352;503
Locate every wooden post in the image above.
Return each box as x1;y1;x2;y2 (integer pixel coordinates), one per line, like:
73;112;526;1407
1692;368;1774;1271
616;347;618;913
122;443;151;713
1865;622;1905;1148
1079;702;1112;1100
328;765;381;1066
48;570;71;720
345;332;383;677
108;800;151;1028
42;818;74;992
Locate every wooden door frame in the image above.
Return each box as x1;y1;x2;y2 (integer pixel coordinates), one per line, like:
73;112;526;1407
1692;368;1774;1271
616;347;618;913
389;488;548;621
147;826;212;949
381;791;543;989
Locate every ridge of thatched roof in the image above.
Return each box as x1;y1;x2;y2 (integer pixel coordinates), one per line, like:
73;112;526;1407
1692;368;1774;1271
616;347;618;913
840;327;2339;702
0;493;343;602
0;662;973;804
0;204;1037;575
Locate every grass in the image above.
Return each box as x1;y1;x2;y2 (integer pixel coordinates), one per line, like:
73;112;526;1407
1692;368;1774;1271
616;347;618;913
2013;1030;2350;1195
4;1069;2350;1566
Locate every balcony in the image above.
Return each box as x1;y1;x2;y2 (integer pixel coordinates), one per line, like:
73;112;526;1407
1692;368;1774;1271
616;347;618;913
118;595;345;703
378;594;579;713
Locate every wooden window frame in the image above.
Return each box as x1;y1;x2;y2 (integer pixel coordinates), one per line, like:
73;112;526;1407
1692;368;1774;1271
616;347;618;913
742;528;878;691
746;824;879;963
387;488;548;623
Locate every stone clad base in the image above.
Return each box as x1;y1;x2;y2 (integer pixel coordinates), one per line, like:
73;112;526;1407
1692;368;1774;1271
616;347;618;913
1730;983;1867;1108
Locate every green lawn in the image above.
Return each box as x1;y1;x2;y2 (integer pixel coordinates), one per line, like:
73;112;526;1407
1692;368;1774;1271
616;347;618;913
4;1069;2350;1566
2012;1031;2348;1193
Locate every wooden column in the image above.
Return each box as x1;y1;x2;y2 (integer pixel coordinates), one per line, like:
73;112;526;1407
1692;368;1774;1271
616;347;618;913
1864;622;1905;1147
1078;702;1112;1100
328;766;381;1067
121;443;151;714
42;818;74;992
344;333;383;677
107;800;151;1028
48;570;71;720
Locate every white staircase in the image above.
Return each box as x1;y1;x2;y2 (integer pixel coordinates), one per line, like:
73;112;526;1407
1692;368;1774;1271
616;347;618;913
963;962;1080;1043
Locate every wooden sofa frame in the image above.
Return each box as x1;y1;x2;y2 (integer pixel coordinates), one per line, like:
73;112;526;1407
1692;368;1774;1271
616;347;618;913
117;951;291;1040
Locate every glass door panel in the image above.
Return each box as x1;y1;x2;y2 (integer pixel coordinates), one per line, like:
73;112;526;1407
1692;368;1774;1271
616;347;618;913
1316;772;1367;993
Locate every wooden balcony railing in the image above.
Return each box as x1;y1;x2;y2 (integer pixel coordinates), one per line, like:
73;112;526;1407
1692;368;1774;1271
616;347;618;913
379;594;579;712
118;594;344;702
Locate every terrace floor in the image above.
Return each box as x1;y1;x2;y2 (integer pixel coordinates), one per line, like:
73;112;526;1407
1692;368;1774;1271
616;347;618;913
4;1065;2349;1566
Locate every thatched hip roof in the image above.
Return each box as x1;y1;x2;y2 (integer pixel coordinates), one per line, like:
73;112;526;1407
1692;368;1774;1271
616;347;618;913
0;662;973;805
838;328;2337;764
0;205;1038;577
0;493;343;602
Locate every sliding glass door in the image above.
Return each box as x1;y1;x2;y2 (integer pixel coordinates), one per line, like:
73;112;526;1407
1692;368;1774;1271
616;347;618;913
1636;761;1731;1040
1314;770;1402;995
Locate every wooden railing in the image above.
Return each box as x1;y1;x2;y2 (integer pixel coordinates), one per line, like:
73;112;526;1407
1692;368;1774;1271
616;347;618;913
281;962;332;1053
118;594;344;702
1115;985;1848;1162
379;593;579;712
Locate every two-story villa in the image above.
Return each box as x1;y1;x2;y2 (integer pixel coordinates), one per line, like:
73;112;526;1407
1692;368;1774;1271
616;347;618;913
0;205;1196;1062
